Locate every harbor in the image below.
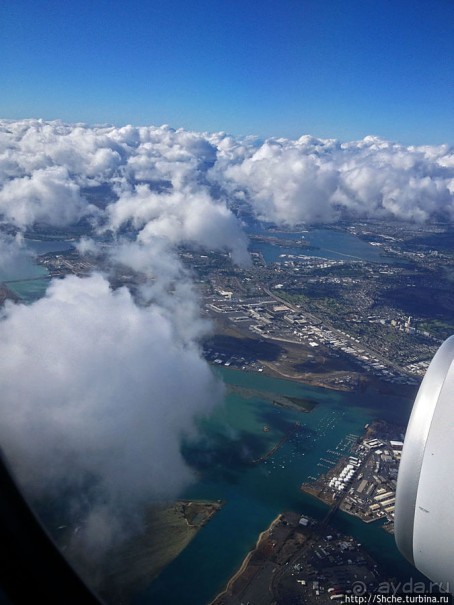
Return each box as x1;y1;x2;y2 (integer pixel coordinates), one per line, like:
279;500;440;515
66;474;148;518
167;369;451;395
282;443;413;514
139;368;419;605
301;420;405;530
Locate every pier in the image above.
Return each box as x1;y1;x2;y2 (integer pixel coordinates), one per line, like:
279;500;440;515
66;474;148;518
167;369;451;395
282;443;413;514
251;422;300;464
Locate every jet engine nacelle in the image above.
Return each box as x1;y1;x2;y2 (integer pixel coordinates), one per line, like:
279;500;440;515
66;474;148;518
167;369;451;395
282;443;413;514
395;335;454;592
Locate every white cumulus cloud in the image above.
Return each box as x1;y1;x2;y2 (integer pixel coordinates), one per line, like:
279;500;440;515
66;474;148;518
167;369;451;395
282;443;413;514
211;133;454;225
0;273;222;555
0;117;453;583
0;166;96;229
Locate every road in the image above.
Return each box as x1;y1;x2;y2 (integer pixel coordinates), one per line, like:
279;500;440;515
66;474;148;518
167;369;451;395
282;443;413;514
262;286;411;376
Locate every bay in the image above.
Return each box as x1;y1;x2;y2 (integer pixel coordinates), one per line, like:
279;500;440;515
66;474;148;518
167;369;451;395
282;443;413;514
139;368;419;605
0;258;49;303
247;224;395;264
0;239;75;303
25;238;75;254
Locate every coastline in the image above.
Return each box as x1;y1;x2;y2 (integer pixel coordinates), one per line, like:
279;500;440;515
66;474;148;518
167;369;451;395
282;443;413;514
97;500;223;604
207;508;390;605
218;359;358;394
301;420;402;531
209;514;282;605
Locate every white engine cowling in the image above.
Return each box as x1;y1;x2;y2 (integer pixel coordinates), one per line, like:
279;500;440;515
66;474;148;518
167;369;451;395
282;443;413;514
395;335;454;592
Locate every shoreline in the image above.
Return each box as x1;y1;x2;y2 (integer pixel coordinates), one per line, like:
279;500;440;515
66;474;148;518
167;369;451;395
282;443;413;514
301;420;402;531
207;317;419;399
98;499;223;604
219;361;355;394
209;513;282;605
208;508;390;605
218;361;416;404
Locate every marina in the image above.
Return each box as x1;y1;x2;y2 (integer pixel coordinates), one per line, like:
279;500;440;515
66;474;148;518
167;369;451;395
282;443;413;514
139;367;418;605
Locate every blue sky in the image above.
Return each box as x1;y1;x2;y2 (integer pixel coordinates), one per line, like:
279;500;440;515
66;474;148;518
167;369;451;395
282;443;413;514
1;0;453;144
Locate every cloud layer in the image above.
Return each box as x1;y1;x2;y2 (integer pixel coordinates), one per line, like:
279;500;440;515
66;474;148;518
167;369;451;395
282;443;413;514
1;119;453;235
212;134;454;224
0;118;453;575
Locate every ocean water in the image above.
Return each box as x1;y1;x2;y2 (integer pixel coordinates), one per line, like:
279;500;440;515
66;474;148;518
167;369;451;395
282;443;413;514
139;368;420;605
0;239;74;303
0;259;49;303
7;276;51;303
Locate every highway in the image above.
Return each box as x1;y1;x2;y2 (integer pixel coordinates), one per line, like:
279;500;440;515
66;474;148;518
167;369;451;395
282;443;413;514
262;285;412;376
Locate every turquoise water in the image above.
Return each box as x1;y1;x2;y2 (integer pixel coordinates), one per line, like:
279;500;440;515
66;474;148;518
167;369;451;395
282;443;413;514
0;258;50;303
249;227;395;264
139;368;419;605
0;233;420;601
6;276;50;303
0;239;75;303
